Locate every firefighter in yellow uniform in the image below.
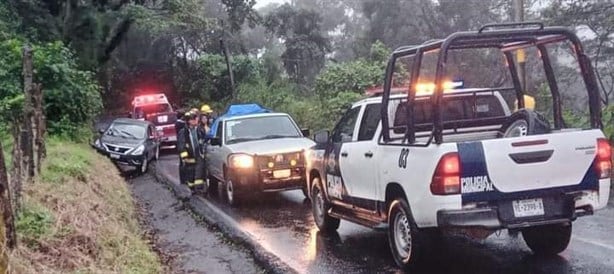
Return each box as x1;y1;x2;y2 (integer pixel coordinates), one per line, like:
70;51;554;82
177;110;206;192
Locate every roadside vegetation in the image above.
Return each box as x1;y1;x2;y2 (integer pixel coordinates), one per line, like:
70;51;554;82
0;0;612;271
8;137;161;273
1;1;612;136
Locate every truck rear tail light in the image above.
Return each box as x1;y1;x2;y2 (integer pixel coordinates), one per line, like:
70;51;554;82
430;152;461;195
596;138;612;179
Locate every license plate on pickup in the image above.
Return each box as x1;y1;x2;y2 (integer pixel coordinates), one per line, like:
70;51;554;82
273;169;291;178
110;154;120;159
512;198;544;217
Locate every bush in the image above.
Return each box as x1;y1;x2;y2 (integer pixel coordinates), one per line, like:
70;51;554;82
11;139;162;273
16;203;53;247
41;137;91;183
0;39;102;139
211;42;391;132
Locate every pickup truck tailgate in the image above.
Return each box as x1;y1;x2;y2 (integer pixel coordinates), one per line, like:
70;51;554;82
457;129;603;203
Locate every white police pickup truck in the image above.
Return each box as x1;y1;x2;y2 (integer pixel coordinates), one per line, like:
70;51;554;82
305;23;612;269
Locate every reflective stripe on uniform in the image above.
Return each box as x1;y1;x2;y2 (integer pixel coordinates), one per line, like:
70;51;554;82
187;179;204;187
180;151;188;158
183;158;196;164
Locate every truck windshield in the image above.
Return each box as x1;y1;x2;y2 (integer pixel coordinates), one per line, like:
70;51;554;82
225;115;301;144
106;123;146;139
134;103;172;119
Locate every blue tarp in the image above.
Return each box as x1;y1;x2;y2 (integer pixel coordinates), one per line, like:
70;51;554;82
208;103;271;138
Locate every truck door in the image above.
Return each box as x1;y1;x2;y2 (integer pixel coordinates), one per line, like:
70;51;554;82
207;120;224;180
324;106;361;202
338;103;381;210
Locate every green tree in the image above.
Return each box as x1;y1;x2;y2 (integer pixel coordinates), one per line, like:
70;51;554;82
182;54;262;108
7;0;144;69
0;39;102;139
221;0;260;33
264;4;331;89
541;0;614;106
311;41;391;129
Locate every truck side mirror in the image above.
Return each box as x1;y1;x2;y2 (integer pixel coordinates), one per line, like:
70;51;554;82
210;137;222;146
314;130;329;144
301;128;310;137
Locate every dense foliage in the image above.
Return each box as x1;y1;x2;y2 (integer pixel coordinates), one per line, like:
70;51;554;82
0;38;102;139
0;0;612;139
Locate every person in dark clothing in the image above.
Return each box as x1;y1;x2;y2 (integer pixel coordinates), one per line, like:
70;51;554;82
176;110;206;193
175;109;187;185
175;109;186;136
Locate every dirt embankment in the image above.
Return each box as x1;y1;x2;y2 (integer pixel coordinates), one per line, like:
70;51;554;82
8;138;162;273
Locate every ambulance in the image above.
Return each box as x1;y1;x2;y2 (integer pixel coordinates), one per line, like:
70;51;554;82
130;93;177;146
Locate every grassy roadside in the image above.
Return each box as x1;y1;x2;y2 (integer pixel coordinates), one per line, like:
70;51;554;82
7;137;162;273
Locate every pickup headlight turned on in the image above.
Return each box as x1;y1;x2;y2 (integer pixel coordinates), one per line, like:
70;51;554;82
130;144;145;155
229;153;254;169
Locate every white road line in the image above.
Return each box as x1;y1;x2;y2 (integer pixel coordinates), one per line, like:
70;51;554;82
574;236;614;251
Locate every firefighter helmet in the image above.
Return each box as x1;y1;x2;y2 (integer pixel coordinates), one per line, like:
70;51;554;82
200;104;213;114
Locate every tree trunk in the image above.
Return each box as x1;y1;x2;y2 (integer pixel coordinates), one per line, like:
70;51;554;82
0;141;17;251
32;83;45;174
10;126;24;212
22;45;35;179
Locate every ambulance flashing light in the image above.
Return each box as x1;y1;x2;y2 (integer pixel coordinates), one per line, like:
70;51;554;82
132;93;168;106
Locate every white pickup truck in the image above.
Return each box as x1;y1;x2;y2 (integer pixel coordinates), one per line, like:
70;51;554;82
305;23;612;270
206;104;314;206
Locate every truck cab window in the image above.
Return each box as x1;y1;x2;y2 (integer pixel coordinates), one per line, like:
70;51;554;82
332;107;360;143
358;103;382;141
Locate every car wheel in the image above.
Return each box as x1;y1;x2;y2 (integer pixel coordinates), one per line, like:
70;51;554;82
311;178;340;232
388;199;424;270
139;157;148;174
522;223;571;256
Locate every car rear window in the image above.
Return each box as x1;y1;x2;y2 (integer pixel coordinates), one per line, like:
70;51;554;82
147;112;177;125
413;94;505;124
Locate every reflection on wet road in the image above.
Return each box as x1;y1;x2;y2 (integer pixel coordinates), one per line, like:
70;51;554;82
158;154;614;273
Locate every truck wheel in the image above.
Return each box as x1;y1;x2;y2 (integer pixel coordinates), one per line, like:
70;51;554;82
311;178;339;232
502;109;551;138
224;178;241;207
388;199;424;270
208;175;219;196
301;185;309;199
522;223;571;255
503;119;529;137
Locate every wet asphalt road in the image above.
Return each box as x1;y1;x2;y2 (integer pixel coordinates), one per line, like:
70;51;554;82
127;171;263;274
155;152;614;274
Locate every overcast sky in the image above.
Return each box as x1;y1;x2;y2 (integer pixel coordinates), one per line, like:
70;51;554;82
254;0;289;9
